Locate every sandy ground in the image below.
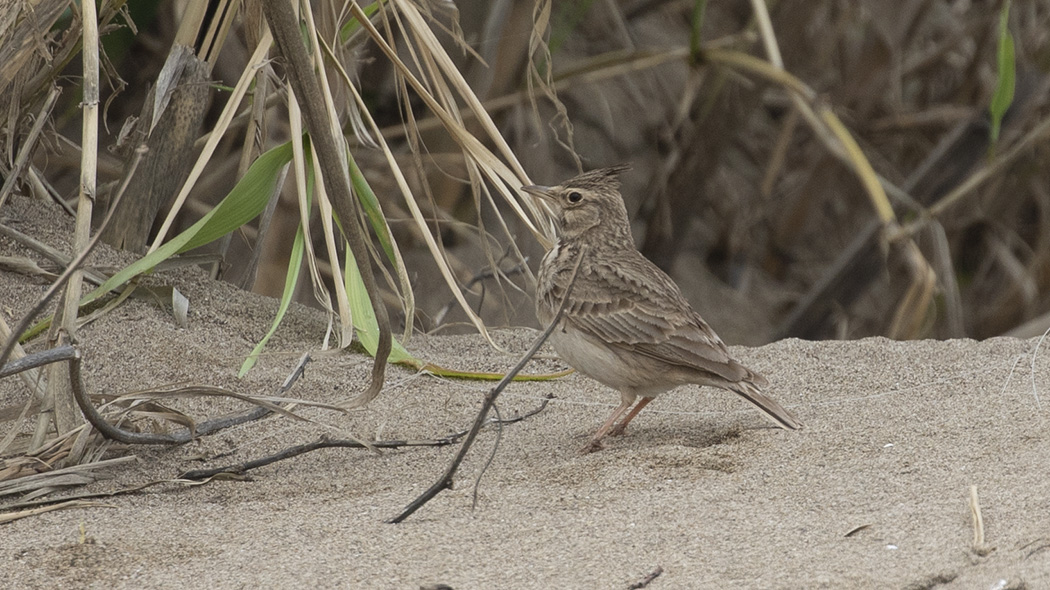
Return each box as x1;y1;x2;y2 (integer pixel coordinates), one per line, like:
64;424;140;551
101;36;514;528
2;198;1049;589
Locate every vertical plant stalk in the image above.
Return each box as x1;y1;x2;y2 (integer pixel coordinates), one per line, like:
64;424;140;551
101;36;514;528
40;0;100;443
261;0;391;404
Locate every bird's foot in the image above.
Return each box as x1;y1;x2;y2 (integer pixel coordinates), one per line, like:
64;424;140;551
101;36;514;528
579;439;605;454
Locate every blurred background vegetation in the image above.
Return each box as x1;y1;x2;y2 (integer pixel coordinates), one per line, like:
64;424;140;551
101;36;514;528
2;0;1049;352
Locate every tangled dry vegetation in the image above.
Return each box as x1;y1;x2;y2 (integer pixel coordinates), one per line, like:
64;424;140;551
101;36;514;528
1;0;1049;502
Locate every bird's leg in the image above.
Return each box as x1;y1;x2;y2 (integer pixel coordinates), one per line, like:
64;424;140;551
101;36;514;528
608;397;654;436
581;399;633;453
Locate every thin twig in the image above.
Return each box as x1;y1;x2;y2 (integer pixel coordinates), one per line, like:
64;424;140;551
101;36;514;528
0;499;115;525
388;247;585;524
0;346;79;379
177;393;555;481
472;403;503;510
178;436;455;480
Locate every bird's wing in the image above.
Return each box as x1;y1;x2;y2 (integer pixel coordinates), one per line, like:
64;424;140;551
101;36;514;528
559;254;757;385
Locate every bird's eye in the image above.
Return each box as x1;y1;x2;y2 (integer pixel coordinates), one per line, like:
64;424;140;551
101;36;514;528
567;191;583;203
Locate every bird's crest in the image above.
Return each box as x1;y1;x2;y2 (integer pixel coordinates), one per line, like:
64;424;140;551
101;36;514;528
563;164;631;191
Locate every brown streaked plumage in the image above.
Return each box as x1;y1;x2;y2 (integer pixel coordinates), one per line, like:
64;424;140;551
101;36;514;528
524;165;801;453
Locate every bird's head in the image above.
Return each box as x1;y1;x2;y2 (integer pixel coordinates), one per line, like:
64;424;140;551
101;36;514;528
522;165;632;242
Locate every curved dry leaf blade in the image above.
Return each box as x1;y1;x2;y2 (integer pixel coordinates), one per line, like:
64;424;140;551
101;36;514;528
0;499;114;524
821;110;895;225
107;385;311;422
347;4;522;345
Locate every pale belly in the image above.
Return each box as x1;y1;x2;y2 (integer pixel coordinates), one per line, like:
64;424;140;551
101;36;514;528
547;324;677;397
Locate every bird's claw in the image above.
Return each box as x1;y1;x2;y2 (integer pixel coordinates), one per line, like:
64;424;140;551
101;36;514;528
580;439;605;454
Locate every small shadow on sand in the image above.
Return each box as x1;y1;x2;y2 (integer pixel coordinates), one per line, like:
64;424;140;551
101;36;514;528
611;421;745;450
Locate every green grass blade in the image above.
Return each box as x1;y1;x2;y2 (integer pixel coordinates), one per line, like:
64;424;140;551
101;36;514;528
989;0;1015;149
339;1;381;41
179;141;295;251
346;148;415;342
343;244;415;364
239;222;307;376
347;151;396;263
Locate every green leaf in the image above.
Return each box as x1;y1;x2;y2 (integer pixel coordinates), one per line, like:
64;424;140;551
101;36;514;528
343;244;415;364
241;139;314;375
989;0;1015;148
347;151;396;263
340;1;382;42
178;141;295;252
82;140;294;307
240;222;307;376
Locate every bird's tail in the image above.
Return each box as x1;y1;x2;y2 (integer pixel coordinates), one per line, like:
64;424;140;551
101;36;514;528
730;381;803;430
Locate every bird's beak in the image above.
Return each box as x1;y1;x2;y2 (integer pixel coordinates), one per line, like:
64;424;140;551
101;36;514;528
521;184;555;201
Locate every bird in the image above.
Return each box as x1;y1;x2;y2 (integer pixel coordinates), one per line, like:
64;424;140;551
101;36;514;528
523;165;802;453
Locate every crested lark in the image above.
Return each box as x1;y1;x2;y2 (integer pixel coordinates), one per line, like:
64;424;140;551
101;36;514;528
524;165;802;453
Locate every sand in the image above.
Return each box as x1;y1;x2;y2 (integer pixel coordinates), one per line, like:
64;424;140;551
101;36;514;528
2;198;1049;589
